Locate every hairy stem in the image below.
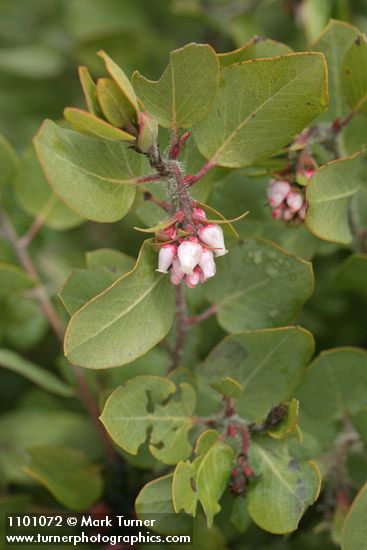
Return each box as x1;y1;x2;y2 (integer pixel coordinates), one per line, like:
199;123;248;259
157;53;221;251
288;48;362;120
171;161;194;224
184;161;215;187
146;145;194;225
0;205;115;460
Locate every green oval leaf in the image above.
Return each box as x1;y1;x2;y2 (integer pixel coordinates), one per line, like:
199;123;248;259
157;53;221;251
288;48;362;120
133;43;219;129
247;437;320;534
341;482;367;550
59;269;121;315
100;375;196;464
296;347;367;424
193;53;328;167
0;409;102;484
342;33;367;118
15;145;83;230
86;248;135;272
136;474;192;536
306;154;362;244
0;134;19;188
203;238;314;332
0;349;74;397
218;37;292;68
23;446;103;511
199;327;314;421
97;77;136;128
0;262;34;295
78;66;103;117
34;120;139;223
65;242;175;368
335;253;367;297
173;430;235;527
97;50;139;116
60;248;135;315
312;19;359;120
64;107;135;142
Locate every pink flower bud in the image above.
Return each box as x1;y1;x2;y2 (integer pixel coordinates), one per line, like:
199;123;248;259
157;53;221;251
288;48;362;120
271;207;283;220
170;258;185;285
268;180;291;207
198;248;216;279
156;224;178;242
177;239;203;274
298;203;307;220
171;273;182;285
283;208;294;221
157;244;176;273
299;168;314;181
198;224;227;257
193;207;207;222
286;191;304;212
173;210;185;223
163;224;178;239
171;257;184;280
186;269;200;288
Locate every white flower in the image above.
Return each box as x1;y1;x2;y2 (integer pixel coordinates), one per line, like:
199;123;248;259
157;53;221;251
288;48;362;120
283;208;294;221
193;207;207;222
177;239;203;274
268;180;291;207
286;191;304;212
198;248;216;279
170;258;185;285
271;206;283;220
198;224;227;257
186;269;200;288
156;244;176;273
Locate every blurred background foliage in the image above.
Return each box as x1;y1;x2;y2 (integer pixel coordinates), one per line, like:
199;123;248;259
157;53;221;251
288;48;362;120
0;1;367;548
1;0;367;148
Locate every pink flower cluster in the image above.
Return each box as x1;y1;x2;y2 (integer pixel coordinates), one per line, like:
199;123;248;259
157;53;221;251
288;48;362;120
156;208;227;289
268;179;307;224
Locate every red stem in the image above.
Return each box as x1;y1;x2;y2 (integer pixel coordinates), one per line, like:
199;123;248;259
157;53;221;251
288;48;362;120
239;425;250;455
186;304;217;325
135;174;162;184
168;283;188;373
0;206;115;460
170;131;191;159
143;191;171;212
184;161;215;186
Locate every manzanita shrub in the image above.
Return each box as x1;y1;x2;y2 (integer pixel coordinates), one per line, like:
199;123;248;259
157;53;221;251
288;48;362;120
1;15;367;550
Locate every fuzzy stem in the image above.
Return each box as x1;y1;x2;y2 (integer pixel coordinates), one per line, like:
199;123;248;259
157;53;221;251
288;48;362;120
145;145;195;225
184;161;215;187
171;161;194;224
0;205;115;460
170;131;190;160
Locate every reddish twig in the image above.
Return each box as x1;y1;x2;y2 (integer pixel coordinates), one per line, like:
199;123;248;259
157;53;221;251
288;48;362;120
0;205;115;460
170;131;191;159
143;191;171;212
135;173;162;184
184;161;215;187
186;304;217;325
168;283;188;373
